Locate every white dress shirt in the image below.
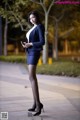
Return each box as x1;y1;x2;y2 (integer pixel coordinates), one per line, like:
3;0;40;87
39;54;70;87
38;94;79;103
26;25;37;42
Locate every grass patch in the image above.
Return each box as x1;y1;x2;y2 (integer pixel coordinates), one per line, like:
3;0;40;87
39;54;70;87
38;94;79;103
0;55;26;63
37;60;80;77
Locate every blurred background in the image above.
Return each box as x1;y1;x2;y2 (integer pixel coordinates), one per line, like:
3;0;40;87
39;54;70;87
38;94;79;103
0;0;80;76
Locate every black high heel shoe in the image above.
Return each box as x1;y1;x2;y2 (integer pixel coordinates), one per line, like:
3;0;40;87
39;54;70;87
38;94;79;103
28;104;36;112
33;103;44;116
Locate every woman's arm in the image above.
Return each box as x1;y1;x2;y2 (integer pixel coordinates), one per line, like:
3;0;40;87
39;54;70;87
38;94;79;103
32;24;45;47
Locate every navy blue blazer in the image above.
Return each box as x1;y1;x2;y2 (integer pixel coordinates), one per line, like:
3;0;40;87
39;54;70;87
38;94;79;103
26;24;45;55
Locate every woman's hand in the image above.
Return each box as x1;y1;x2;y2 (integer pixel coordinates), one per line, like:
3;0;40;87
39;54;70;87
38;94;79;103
21;41;26;48
21;41;33;48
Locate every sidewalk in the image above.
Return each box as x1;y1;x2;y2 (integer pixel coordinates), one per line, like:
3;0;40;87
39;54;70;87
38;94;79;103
0;62;80;120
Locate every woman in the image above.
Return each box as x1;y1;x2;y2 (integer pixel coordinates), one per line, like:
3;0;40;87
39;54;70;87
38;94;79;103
21;11;45;116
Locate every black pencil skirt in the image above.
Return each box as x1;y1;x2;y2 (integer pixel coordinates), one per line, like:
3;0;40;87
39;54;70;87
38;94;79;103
27;52;40;65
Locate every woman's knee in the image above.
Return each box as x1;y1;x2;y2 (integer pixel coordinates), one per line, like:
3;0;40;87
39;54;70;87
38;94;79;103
28;65;36;81
29;74;35;81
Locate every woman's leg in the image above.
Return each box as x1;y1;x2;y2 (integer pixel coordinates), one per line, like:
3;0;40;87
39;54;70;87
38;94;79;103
28;64;40;107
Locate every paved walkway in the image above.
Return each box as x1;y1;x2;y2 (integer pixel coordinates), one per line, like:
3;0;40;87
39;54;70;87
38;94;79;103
0;62;80;120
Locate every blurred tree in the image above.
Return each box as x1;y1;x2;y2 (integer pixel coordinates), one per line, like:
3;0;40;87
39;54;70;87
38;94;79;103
0;0;30;55
53;14;64;60
0;16;2;55
29;0;60;63
49;4;80;59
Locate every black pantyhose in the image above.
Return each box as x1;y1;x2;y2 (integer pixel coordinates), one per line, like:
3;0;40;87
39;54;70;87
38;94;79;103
28;65;40;108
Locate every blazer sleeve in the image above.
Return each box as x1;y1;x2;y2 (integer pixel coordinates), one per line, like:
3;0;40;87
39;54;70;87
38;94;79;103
32;24;45;47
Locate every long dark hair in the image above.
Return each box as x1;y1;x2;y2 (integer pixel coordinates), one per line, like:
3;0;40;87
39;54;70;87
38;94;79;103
28;10;41;25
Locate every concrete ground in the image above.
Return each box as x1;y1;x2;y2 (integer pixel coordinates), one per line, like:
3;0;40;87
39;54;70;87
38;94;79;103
0;62;80;120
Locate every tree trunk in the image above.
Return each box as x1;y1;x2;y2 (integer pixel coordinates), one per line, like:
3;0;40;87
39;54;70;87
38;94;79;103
0;16;2;55
4;1;8;56
43;12;48;64
4;17;8;56
53;20;58;60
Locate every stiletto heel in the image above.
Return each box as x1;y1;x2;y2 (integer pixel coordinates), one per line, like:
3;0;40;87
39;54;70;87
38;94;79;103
28;104;36;112
33;103;44;116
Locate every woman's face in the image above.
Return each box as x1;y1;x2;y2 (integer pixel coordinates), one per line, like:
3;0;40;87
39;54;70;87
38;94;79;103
29;14;37;25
